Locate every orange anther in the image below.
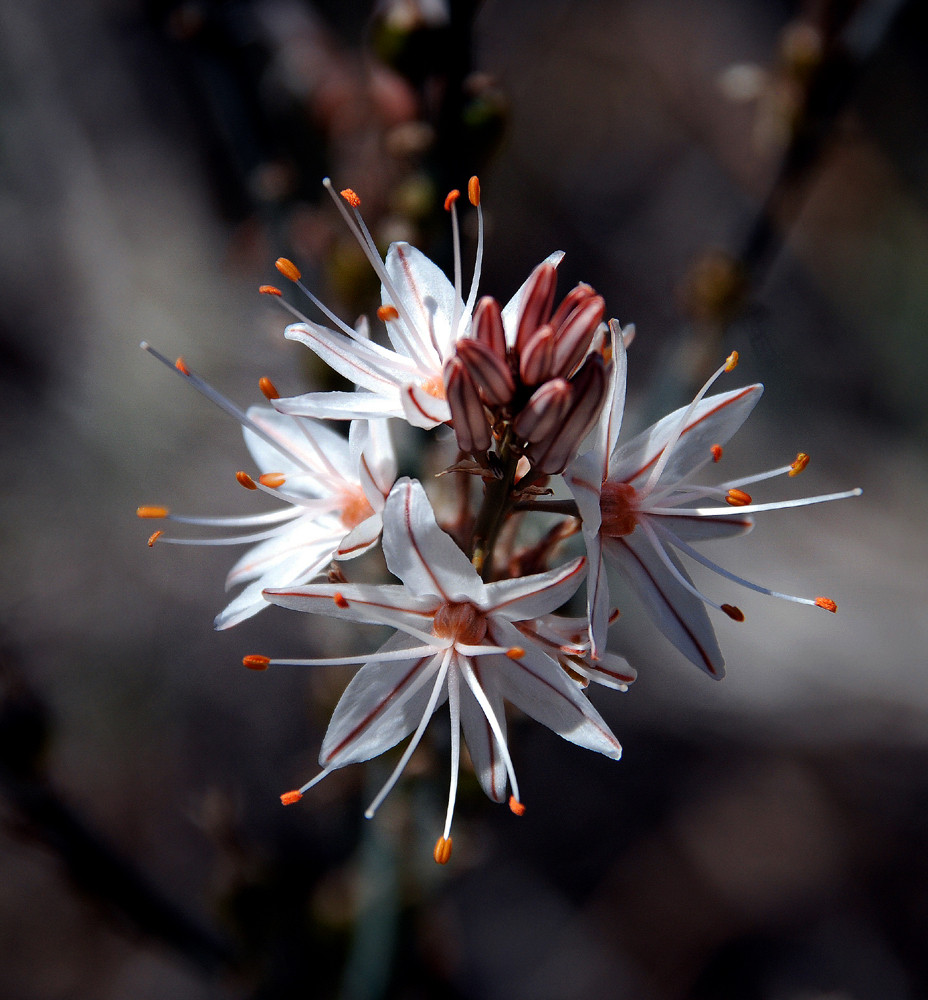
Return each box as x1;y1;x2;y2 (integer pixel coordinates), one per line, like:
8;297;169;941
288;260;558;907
175;357;190;376
333;592;349;609
259;284;282;296
259;376;280;400
236;471;258;490
340;188;361;209
506;647;525;659
136;505;168;519
444;189;460;212
280;790;303;806
726;488;752;507
468;175;481;206
815;596;837;613
721;604;745;622
243;655;271;670
508;796;526;817
275;257;301;282
711;444;723;463
377;305;399;322
259;473;286;489
789;452;810;477
608;608;621;624
724;350;739;372
433;836;453;864
147;530;163;547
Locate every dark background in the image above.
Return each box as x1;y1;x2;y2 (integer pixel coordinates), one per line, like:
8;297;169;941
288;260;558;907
1;1;927;997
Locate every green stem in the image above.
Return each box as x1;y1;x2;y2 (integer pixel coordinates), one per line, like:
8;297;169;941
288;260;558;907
470;430;521;581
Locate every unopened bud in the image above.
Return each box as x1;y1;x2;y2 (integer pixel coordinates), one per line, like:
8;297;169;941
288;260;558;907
445;357;492;453
456;338;515;405
515;263;557;355
472;296;506;357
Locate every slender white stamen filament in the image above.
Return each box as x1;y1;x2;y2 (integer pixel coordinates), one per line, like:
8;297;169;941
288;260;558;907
650;519;823;607
637;517;727;611
296;767;335;796
443;662;462;839
154;524;300;547
639;357;733;499
461;197;484;328
290;275;361;338
646;487;862;517
140;342;314;474
459;657;521;805
454;642;519;657
267;644;443;667
719;463;796;490
448;196;463;341
364;649;452;819
164;508;300;528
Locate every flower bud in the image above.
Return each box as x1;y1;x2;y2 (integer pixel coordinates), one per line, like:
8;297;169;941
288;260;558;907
445;356;492;453
456;338;515;405
472;296;506;358
515;263;557;356
512;378;572;444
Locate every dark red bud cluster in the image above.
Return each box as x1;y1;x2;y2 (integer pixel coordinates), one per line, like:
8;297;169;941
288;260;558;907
443;262;610;475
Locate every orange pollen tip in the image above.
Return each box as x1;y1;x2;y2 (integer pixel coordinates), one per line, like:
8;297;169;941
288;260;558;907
175;357;190;376
147;530;163;547
509;796;526;817
259;376;280;400
433;836;453;865
243;655;271;670
340;188;361;209
236;470;258;490
724;350;739;372
790;452;810;477
726;488;752;507
280;790;303;806
711;444;723;463
444;189;460;211
259;284;282;296
275;257;301;282
608;608;621;624
137;505;168;519
721;604;745;622
377;304;399;322
259;473;286;489
506;647;525;660
333;592;349;609
815;596;837;613
468;175;481;206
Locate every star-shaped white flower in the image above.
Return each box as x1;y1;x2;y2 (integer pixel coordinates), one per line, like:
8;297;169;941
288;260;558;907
566;328;862;676
268;178;564;428
256;477;622;863
138;345;396;629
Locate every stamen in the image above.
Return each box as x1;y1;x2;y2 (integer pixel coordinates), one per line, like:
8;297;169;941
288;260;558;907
721;604;745;622
506;647;526;659
280;790;303;805
275;257;301;282
175;357;190;376
259;285;282;296
447;188;464;341
711;444;723;462
259;377;280;400
815;596;837;612
137;506;168;519
468;175;481;206
377;305;399;322
790;452;810;476
259;473;287;488
444;189;461;211
147;530;163;547
433;836;453;864
726;488;752;506
340;188;361;208
725;350;739;372
462;176;485;324
243;655;271;670
236;471;258;490
334;592;349;608
509;796;526;816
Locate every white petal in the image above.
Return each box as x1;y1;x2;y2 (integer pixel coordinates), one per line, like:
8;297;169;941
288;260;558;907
499;251;565;347
564;451;603;535
335;512;383;559
603;531;725;678
381;479;483;601
353;419;396;502
458;661;509;802
275;389;404;422
244;405;352;479
652;512;754;542
400;384;452;429
482;557;586;621
609;385;763;488
224;521;340;589
488;619;622;759
570;651;637;691
319;635;447;769
383;242;459;363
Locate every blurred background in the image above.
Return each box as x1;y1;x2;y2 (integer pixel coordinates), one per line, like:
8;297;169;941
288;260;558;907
1;0;927;997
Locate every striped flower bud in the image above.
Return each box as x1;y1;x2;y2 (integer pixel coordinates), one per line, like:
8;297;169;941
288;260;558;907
445;356;492;453
455;337;515;406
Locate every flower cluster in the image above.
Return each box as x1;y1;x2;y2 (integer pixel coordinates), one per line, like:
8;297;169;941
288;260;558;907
139;177;860;862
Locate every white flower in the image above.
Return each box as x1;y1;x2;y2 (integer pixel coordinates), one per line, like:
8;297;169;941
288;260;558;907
566;328;862;676
137;345;396;629
255;478;622;863
268;178;564;428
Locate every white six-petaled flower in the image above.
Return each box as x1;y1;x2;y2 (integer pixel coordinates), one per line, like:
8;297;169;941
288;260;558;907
253;478;624;863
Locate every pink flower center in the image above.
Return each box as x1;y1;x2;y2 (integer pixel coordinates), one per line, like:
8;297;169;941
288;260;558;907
600;481;639;537
338;487;375;530
433;601;488;645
